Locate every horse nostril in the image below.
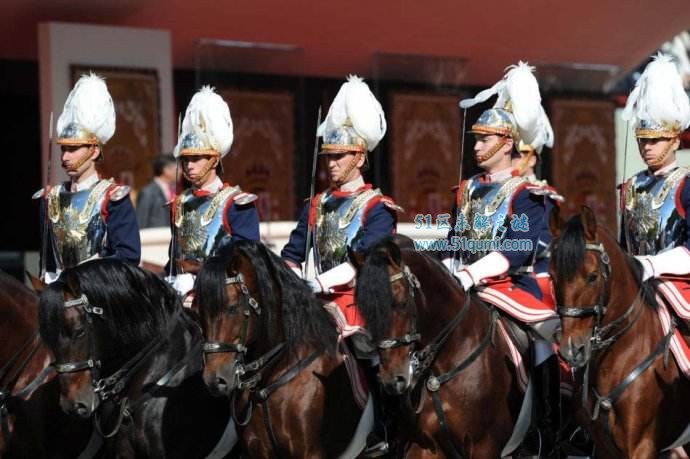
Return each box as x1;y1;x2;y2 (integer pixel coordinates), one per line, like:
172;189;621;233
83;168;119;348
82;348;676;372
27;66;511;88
216;376;228;389
73;402;90;418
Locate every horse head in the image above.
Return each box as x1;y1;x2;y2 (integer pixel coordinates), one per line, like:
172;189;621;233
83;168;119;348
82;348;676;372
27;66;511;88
356;236;427;395
38;260;180;419
196;247;263;397
550;205;641;369
39;280;105;418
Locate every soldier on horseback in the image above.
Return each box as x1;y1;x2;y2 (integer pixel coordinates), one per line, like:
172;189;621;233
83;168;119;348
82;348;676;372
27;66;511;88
443;62;561;449
620;54;690;339
167;87;260;298
281;75;402;351
34;73;140;284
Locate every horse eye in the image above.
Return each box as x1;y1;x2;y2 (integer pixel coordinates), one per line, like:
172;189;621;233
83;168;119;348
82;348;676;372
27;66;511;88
74;328;86;339
586;272;599;284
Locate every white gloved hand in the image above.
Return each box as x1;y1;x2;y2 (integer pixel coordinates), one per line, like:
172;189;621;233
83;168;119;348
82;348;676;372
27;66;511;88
635;256;655;282
307;278;325;294
454;270;475;291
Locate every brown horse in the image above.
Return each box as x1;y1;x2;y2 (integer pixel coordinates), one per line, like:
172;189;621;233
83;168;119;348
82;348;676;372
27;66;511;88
195;241;370;458
354;235;528;458
0;270;92;458
549;206;690;458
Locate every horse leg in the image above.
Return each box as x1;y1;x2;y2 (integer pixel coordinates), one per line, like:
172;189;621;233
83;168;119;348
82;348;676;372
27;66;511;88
627;435;658;459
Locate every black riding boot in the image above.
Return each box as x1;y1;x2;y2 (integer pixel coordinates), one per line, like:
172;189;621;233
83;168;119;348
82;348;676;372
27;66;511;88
535;354;560;457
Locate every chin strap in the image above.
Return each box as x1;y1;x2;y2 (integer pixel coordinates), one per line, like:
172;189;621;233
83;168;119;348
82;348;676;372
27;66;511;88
66;145;98;172
334;153;364;187
647;138;677;169
477;138;507;164
182;155;219;186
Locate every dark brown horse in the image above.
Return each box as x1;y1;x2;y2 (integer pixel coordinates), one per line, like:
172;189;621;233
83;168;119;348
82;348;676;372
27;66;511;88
195;241;370;458
354;235;528;458
0;270;92;458
38;260;232;458
549;206;690;458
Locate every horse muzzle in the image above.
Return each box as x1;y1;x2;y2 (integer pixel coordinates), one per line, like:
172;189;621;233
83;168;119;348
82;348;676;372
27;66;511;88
560;336;591;370
60;391;98;419
203;361;239;397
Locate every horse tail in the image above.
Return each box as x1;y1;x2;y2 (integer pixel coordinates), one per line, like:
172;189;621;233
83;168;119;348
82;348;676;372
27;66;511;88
355;239;398;343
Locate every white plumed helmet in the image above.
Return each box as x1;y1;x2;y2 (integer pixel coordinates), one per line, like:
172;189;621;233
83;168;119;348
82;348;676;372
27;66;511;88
318;75;386;154
56;73;116;146
174;86;234;158
622;53;690;139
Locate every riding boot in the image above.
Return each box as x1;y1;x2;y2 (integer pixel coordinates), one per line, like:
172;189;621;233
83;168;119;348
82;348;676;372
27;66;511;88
355;353;390;457
535;354;560;457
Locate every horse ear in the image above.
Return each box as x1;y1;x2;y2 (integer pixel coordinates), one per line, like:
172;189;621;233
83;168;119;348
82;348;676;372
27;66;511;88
27;271;46;293
581;205;597;241
548;206;564;239
178;259;202;274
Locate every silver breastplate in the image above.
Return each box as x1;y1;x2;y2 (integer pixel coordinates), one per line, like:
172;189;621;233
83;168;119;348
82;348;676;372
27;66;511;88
457;176;527;264
174;186;240;262
313;188;382;273
623;167;688;255
47;179;112;270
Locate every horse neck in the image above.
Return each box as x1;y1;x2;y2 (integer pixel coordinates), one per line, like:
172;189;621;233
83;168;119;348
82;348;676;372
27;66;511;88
124;312;199;395
594;247;664;372
413;257;468;340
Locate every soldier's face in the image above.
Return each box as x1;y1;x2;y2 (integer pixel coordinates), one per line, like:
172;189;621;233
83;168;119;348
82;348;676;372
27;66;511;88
637;137;678;169
181;155;216;185
61;144;99;177
325;152;364;184
474;134;512;171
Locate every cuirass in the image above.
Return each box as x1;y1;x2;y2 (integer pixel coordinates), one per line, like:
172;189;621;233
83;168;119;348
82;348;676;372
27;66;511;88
313;188;382;273
457;175;527;264
623;167;689;255
174;186;240;262
47;179;112;270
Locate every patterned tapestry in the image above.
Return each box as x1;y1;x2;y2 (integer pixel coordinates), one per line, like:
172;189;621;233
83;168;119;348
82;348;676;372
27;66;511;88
217;89;295;221
71;66;161;194
550;99;617;234
390;92;462;222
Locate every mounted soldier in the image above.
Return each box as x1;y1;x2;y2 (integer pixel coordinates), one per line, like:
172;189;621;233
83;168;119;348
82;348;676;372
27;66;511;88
281;75;402;351
166;86;260;298
34;73;140;283
620;53;690;339
443;62;561;448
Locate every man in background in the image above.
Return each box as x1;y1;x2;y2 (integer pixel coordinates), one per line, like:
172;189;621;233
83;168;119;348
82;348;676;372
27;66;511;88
136;154;177;228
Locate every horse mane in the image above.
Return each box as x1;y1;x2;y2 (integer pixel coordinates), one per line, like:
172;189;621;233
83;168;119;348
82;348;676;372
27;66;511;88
552;215;586;283
39;260;182;357
198;241;337;354
356;235;403;343
554;215;658;309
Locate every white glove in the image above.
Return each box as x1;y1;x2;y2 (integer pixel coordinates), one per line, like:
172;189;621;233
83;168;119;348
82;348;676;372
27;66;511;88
454;270;474;291
43;271;61;285
170;273;195;296
635;247;690;282
307;278;324;293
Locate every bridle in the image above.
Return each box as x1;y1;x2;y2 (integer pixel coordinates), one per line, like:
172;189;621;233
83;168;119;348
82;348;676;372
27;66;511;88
202;273;261;363
555;241;644;364
51;293;164;403
51;294;104;380
377;265;422;352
